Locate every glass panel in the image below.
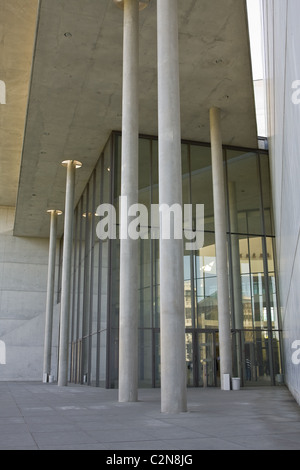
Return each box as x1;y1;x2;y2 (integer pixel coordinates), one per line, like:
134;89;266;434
111;236;120;329
138;329;152;388
239;236;250;274
139;235;152;328
272;330;283;378
255;329;272;384
113;134;121;201
266;237;275;272
194;233;218;329
226;150;262;235
249;237;264;274
241;274;253;328
269;273;279;329
184;251;193;328
243;330;272;385
152;139;159;205
154;330;161;387
182;144;190;205
109;327;119;389
139;138;151;210
98;330;107;387
259;153;274;236
252;274;268;327
190;144;214;232
197;331;216;387
152;238;160;328
185;332;194;387
230;234;244;329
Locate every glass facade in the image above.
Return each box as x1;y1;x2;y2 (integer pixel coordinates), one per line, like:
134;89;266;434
66;132;283;389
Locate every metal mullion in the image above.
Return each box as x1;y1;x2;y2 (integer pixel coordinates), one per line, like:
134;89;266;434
257;152;275;384
149;138;156;388
224;148;236;329
96;156;104;387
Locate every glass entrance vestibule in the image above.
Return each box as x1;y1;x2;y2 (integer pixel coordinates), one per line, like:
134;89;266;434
65;132;283;389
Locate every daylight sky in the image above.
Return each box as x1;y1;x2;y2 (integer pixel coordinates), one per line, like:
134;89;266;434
247;0;264;80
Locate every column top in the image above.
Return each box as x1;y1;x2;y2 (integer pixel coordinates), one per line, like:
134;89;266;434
112;0;150;11
61;160;82;169
47;209;63;215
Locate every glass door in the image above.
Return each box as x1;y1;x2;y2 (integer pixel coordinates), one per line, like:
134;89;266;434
186;330;218;387
197;331;217;387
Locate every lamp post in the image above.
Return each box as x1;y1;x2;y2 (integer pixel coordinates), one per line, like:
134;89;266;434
58;160;82;387
43;209;62;383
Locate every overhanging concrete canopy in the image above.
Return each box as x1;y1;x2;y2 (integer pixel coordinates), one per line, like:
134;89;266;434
11;0;257;238
0;0;39;208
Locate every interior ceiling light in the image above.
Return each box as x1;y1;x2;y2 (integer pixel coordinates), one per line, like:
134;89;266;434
64;32;72;37
113;0;150;11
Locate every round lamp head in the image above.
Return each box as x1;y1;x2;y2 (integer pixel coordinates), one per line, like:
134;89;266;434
113;0;150;11
47;209;63;215
61;160;82;169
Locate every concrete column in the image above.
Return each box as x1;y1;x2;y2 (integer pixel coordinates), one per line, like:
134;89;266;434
82;211;92;382
118;0;140;403
58;160;82;387
209;107;233;390
157;0;187;413
43;209;62;382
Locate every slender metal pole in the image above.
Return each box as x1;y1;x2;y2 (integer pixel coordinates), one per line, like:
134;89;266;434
209;107;233;390
58;160;81;387
43;209;61;382
118;0;140;402
157;0;187;413
228;181;243;379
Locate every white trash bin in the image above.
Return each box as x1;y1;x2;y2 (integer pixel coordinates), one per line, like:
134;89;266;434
232;377;240;391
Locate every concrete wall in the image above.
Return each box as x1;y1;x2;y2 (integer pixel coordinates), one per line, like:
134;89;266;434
0;206;59;380
262;0;300;405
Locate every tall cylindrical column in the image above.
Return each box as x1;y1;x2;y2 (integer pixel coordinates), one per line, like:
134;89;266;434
209;107;232;390
157;0;187;413
118;0;140;403
43;209;62;382
82;211;92;383
58;160;82;387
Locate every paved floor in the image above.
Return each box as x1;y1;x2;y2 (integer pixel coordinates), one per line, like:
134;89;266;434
0;382;300;450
